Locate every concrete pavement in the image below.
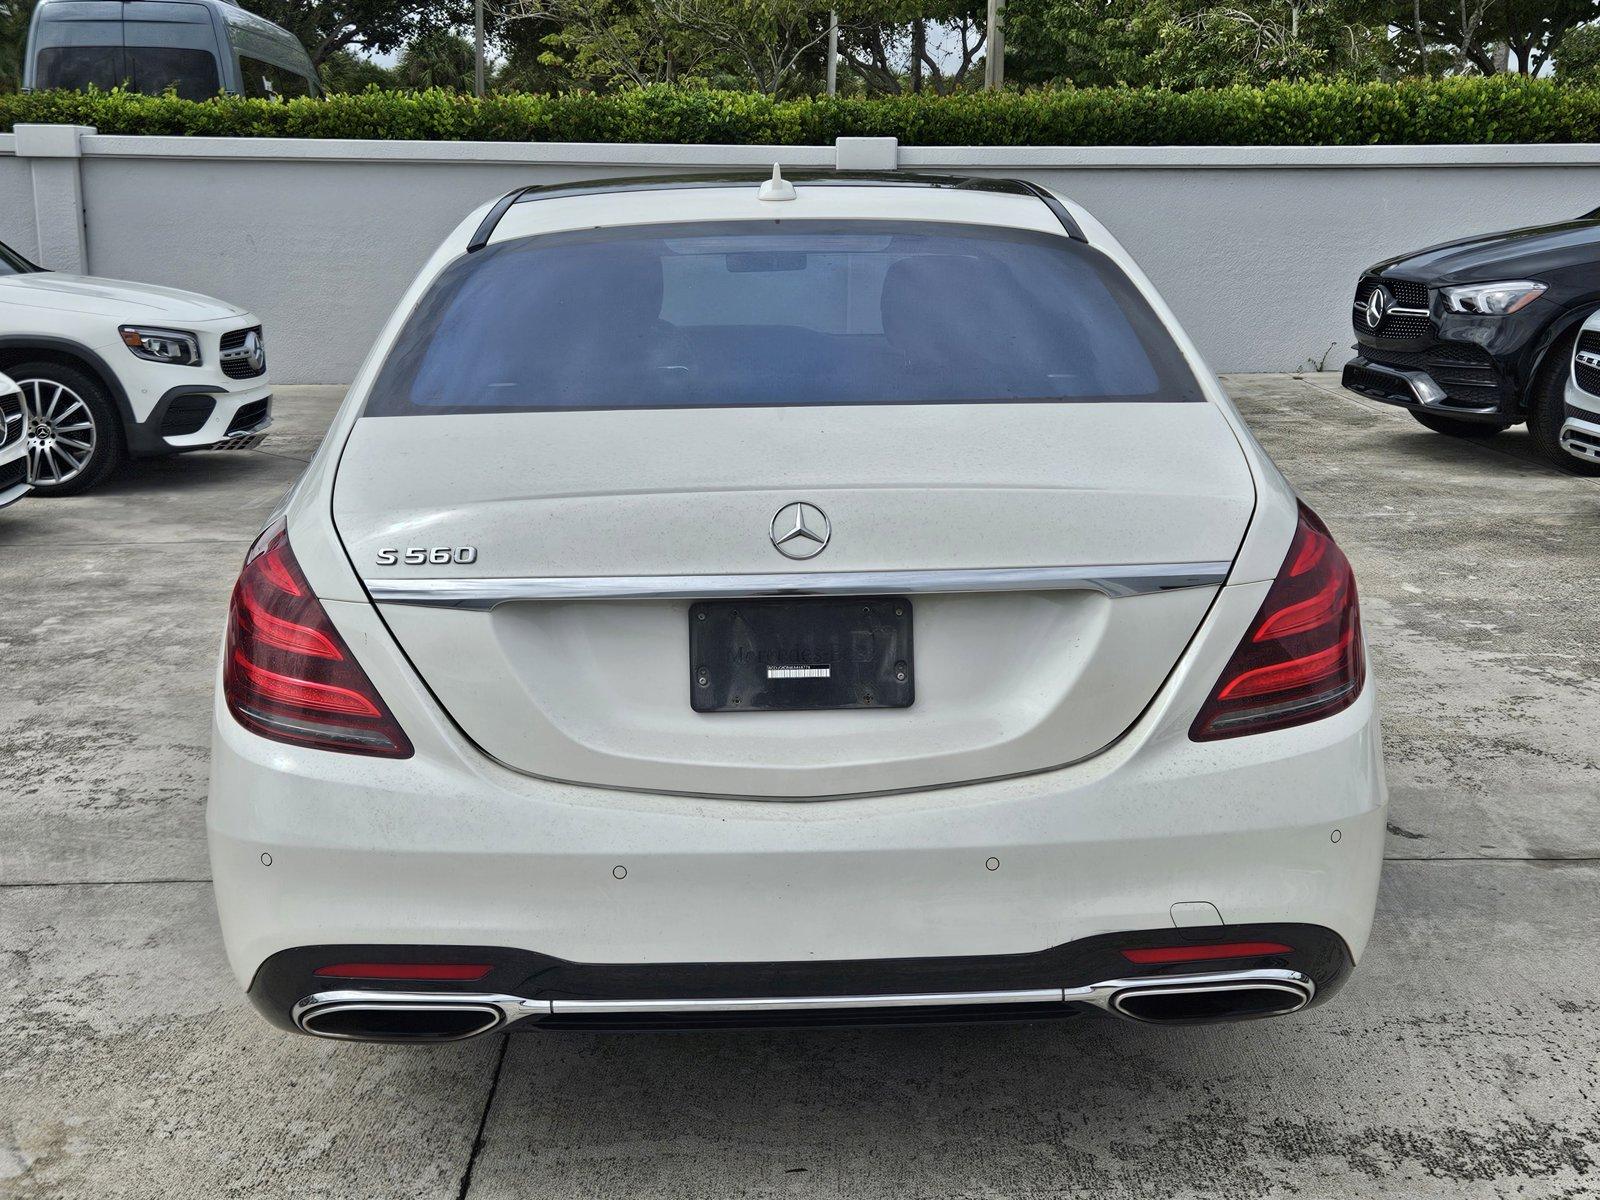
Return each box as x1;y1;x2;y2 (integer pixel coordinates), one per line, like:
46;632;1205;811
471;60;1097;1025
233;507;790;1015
2;377;1598;1199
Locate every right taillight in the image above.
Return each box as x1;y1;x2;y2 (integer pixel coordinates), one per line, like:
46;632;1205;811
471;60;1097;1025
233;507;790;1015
223;519;413;758
1190;502;1365;741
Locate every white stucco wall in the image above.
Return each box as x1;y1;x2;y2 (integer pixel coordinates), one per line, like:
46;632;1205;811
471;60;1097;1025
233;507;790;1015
3;127;1598;383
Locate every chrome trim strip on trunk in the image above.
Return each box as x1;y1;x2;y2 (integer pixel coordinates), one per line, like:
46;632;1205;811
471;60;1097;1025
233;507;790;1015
366;562;1233;609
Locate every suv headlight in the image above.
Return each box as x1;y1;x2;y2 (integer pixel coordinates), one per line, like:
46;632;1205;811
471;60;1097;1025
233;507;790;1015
119;326;202;366
1441;281;1546;316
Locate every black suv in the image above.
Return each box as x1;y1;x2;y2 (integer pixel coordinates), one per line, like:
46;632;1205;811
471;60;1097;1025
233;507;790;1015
1341;212;1600;474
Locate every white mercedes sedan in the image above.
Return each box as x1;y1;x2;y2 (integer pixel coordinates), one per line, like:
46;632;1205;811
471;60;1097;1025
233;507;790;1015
208;170;1386;1042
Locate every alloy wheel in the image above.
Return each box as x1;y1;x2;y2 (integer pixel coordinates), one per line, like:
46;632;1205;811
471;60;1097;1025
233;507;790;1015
20;379;98;487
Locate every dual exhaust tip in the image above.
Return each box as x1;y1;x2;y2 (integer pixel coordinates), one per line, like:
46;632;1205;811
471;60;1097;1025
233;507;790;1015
293;969;1315;1043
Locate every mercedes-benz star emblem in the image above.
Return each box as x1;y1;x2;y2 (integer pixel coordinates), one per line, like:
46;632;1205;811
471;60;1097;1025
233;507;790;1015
1364;286;1391;331
770;502;830;560
223;329;267;374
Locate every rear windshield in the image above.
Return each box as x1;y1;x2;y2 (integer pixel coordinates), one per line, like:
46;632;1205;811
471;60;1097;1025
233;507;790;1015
124;46;220;99
34;45;220;99
365;220;1203;415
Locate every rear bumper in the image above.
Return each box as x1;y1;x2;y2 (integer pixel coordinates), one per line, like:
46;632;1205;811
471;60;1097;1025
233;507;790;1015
209;627;1387;1032
252;923;1353;1037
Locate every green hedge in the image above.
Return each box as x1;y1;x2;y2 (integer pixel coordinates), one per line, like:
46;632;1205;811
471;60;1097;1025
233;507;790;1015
4;77;1600;145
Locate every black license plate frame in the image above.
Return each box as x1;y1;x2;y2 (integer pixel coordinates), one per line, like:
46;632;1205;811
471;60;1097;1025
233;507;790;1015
689;596;914;713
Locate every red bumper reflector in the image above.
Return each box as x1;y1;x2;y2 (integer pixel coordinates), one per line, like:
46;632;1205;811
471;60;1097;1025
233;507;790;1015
1121;942;1292;965
314;962;494;981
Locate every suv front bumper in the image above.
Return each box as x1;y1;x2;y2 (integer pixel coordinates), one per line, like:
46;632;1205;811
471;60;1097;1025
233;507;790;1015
1561;371;1600;463
1341;356;1505;422
1342;290;1554;423
129;386;272;456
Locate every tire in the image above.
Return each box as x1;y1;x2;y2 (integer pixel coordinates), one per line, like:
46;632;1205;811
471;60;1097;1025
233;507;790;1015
1526;330;1600;476
1408;409;1507;439
9;361;126;495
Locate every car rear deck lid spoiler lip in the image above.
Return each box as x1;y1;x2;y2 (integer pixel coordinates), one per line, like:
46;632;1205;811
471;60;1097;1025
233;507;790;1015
365;561;1232;610
465;173;1087;253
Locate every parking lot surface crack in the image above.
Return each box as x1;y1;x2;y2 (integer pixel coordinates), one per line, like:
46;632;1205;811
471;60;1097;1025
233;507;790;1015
457;1033;510;1200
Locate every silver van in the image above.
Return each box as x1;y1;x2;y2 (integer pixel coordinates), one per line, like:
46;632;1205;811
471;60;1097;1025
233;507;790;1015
24;0;321;100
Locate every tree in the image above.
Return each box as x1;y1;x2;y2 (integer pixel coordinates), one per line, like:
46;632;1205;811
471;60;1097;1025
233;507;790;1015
320;49;398;90
1391;0;1598;77
239;0;475;68
491;0;716;88
655;0;833;94
490;0;993;95
1;0;37;91
396;28;477;88
1555;21;1600;83
1005;0;1391;88
833;1;989;94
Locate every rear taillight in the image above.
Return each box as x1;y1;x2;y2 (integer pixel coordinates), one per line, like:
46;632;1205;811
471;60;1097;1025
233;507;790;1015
1190;502;1365;741
223;520;413;758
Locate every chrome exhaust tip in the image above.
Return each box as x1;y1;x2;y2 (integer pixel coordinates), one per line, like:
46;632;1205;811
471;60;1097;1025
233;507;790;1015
294;994;510;1042
1105;974;1314;1024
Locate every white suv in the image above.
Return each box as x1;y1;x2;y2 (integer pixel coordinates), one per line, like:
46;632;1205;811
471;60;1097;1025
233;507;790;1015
1563;312;1600;466
0;238;272;494
0;371;29;510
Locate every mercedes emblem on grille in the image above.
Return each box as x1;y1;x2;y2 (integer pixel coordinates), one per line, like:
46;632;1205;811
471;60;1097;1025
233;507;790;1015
223;329;267;374
1364;286;1391;331
770;502;830;559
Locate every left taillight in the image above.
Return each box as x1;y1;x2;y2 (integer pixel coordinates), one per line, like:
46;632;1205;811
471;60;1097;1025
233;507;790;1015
1190;501;1365;741
223;520;413;758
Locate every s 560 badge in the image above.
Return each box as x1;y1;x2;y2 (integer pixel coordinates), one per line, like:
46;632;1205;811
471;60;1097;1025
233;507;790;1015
376;546;478;566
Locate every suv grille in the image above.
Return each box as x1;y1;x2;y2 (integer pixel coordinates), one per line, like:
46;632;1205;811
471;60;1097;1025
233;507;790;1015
1353;277;1431;340
0;391;22;450
220;326;266;380
1575;331;1600;396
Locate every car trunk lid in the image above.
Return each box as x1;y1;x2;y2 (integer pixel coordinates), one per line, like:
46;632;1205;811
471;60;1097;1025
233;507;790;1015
333;401;1254;797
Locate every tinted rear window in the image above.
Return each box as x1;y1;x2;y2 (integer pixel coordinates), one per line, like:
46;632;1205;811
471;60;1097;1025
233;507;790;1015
125;46;220;99
365;220;1203;415
34;45;219;99
34;44;123;90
